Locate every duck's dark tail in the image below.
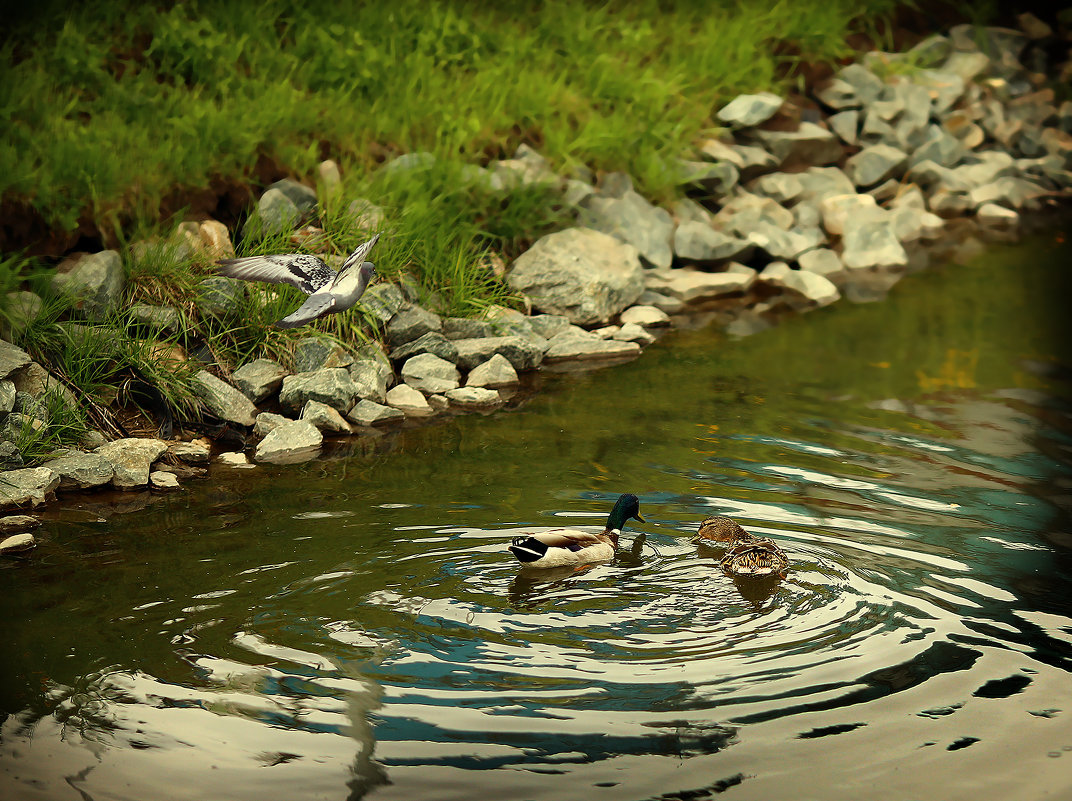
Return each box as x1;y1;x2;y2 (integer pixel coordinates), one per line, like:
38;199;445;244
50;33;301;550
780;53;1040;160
509;536;548;563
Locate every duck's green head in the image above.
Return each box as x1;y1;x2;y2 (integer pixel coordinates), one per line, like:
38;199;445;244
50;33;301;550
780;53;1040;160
606;493;644;533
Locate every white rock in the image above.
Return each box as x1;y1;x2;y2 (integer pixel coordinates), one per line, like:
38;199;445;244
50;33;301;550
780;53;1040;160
444;387;502;407
466;354;519;388
977;202;1020;227
0;533;36;553
218;452;255;468
300;400;354;434
645;267;754;302
401;353;461;394
619;305;670;327
254;420;323;463
798;249;847;283
150;471;181;490
613;322;656;345
819;193;881;236
385;384;434;416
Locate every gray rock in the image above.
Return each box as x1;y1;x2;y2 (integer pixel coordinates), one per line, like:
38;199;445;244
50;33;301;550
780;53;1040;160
672;198;714;226
95;439;167;490
385;305;443;348
0;514;39;534
193;371;258;427
819;193;883;237
347;399;405;426
828;110;860;146
507;227;644;325
891;81;934;150
390;332;460;363
859;110;899;147
927;188;972;216
841;220;909;270
528;314;572;340
635;290;684;314
977;202;1020;226
268;178;317;216
613;322;655;345
279;368;357;414
675;160;739;195
231;358;288;404
341;198;385;235
916;69;967;115
0;533;35;553
294;338;353;372
3;291;42;337
300;400;353;434
361;283;405;324
814;78;860;110
714;192;794;233
673;222;753;263
42;451;114;490
908;34;952;66
254;419;323;463
909;126;967;168
349;359;391;404
746;222;823;261
778;270;841;308
645;266;755;301
247;188;301;238
453;336;544;371
717;92;783;127
889;206;944;243
942;51;990;83
466;353;519;388
197;277;246;318
752;172;803;204
254;412;290;438
968;177;1048;210
838;64;885;106
795;167;856;205
798;248;847;283
0;341;31;381
868;179;901;203
150;470;181;490
130;303;180;332
385;384;434;416
0;467;59;508
444;387;501;407
381;151;436;175
845;145;909;187
442;317;496;340
169;441;211;465
563;178;596;207
544;329;642;361
50;251;126;320
218;451;254;468
750;122;842;167
619;305;670;327
401;353;461;394
599;171;634;197
580;191;674;268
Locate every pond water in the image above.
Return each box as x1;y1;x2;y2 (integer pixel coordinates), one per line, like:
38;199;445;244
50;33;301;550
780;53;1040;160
2;225;1072;801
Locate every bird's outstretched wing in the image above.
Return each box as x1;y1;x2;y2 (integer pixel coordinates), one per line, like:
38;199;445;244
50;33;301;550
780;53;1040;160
339;233;381;271
274;292;337;328
214;253;336;295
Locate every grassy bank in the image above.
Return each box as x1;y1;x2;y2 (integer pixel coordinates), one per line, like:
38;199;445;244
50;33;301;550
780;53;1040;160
3;0;911;240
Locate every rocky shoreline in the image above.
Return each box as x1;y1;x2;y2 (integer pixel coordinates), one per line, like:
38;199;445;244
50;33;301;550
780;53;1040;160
2;17;1071;553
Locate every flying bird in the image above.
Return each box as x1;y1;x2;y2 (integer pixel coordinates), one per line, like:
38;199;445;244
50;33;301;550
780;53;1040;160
213;233;380;328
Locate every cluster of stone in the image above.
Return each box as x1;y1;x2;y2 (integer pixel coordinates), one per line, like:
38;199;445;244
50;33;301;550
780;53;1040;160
2;16;1070;524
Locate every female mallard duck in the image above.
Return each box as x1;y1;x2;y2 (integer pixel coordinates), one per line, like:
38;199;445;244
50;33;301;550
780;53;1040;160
509;494;644;568
695;516;789;577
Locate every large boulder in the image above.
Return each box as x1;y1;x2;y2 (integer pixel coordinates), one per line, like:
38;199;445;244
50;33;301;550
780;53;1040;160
384;305;442;349
580;191;674;268
466;354;519;388
673;222;753;263
42;451;115;490
401;353;461;394
506;228;644;325
544;328;642;362
645;266;755;302
231;358;288;404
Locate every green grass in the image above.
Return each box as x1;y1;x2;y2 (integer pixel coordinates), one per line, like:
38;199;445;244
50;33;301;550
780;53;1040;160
3;0;910;236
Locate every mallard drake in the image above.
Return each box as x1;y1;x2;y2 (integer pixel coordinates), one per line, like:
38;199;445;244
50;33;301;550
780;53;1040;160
509;494;644;568
694;516;789;578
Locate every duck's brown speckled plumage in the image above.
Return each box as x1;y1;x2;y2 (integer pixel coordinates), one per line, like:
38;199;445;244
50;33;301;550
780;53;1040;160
695;516;789;577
